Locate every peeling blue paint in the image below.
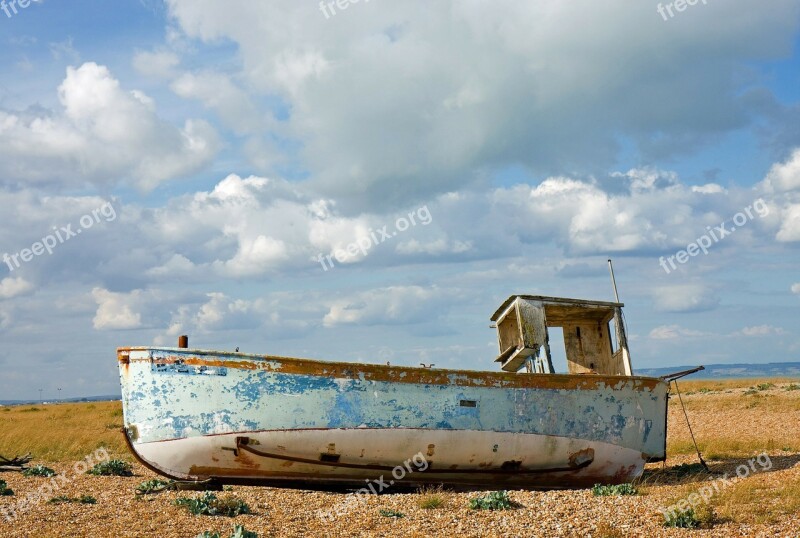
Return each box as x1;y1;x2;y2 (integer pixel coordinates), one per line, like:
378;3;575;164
120;349;668;457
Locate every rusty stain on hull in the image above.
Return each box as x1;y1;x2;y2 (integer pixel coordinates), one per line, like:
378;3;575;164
119;350;661;392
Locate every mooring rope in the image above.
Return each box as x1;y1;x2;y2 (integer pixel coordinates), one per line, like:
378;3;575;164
672;379;710;472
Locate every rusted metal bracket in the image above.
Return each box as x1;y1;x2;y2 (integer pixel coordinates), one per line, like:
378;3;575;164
659;365;705;382
234;437;594;475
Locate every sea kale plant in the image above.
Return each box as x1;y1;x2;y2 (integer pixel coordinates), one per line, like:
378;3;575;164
87;459;133;477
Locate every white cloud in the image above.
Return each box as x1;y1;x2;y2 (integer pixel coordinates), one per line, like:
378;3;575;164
165;0;800;207
691;183;726;194
213;235;289;277
652;284;719;313
737;325;785;337
395;238;472;255
21;161;785;291
273;49;330;97
145;254;196;279
159;292;314;342
0;277;34;300
132;49;180;79
144;174;308;278
194;293;262;332
91;288;143;330
170;71;262;133
761;148;800;192
483;171;710;256
792;283;800;294
323;286;444;327
0;62;219;191
776;204;800;242
49;37;80;63
649;325;708;340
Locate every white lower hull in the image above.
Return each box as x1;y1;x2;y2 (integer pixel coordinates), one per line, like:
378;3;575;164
132;428;646;489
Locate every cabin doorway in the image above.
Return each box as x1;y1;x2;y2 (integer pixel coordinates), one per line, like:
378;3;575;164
547;327;568;374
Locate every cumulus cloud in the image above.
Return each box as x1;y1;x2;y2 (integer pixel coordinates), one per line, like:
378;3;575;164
158;291;315;343
0;62;219;191
139;174;464;278
737;325;786;337
395;238;472;256
0;277;34;300
192;292;263;332
165;0;800;208
480;170;742;257
692;183;727;194
132;49;180;79
649;325;709;340
145;254;196;279
170;71;263;134
323;286;445;327
761;148;800;192
92;288;144;330
792;283;800;294
651;284;719;313
2;159;783;293
776;204;800;242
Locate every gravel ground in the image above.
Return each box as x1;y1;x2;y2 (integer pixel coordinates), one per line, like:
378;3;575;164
1;456;798;537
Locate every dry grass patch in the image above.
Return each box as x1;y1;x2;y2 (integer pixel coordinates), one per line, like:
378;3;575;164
0;402;127;462
416;484;446;509
675;378;800;392
666;380;800;457
713;467;800;524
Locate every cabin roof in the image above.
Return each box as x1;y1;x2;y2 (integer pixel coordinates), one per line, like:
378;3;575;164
490;295;624;322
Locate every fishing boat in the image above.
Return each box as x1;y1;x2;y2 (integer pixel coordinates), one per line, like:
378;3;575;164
118;293;684;490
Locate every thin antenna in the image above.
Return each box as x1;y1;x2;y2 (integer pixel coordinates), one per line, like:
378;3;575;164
608;258;633;376
608;259;620;303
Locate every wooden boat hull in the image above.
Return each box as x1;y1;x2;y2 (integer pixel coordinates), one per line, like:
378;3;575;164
117;347;669;489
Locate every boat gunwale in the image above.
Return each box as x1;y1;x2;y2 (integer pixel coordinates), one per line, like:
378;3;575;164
117;346;667;390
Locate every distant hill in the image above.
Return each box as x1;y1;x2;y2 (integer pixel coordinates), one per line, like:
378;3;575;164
636;362;800;379
0;395;120;406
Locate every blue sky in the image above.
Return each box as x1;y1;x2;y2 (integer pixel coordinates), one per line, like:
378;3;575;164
0;0;799;400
